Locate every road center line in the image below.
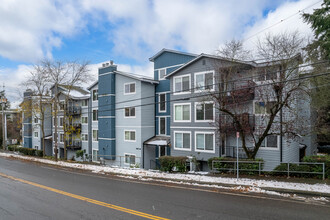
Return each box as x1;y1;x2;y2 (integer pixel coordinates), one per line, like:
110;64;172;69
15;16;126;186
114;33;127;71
0;172;170;220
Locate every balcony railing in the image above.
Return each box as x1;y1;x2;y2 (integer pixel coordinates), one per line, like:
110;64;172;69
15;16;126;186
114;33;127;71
224;80;256;103
65;140;82;150
66;106;81;116
221;146;255;159
220;113;255;133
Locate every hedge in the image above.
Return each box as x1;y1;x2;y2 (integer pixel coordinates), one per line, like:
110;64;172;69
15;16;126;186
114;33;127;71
208;157;264;175
159;156;187;172
9;147;43;157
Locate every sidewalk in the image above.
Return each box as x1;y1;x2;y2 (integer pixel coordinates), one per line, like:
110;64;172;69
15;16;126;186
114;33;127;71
0;152;329;199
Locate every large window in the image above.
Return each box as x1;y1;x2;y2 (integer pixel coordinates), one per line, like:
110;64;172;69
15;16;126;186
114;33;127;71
159;69;166;80
174;75;190;94
81;134;88;141
261;135;278;149
195;71;214;92
174;103;190;122
195;132;214;152
81;116;88;124
93;110;98;121
124;83;136;94
159;117;166;135
93;130;98;141
254;101;276;115
34;132;38;138
92;150;98;162
124;107;135;118
92;89;98;101
124;130;136;141
174;131;191;150
125;153;136;165
256;67;278;81
82;99;88;106
195;102;214;121
159;93;166;112
60;133;64;143
59;117;64;127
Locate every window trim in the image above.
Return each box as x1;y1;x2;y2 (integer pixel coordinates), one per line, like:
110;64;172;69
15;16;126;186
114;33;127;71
124;153;136;165
34;131;38;138
158;93;166;113
59;133;64;143
260;135;280;150
92;149;98;162
92;89;98;101
195;131;215;153
81;116;88;124
92;110;98;121
194;70;215;93
124;82;136;95
173;131;191;151
82;99;88;107
124;107;136;118
81;133;88;142
173;74;191;95
92;130;98;142
194;101;215;122
158;68;166;80
159;117;166;136
173;103;191;122
124;130;136;142
59;116;64;127
253;101;276;116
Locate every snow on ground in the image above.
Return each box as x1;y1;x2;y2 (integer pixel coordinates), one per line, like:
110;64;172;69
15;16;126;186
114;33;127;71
1;152;329;200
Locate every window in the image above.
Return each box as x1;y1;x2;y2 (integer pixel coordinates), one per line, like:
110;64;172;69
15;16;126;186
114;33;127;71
195;71;214;92
93;130;98;141
159;117;166;135
159;69;166;80
174;132;191;150
195;132;214;152
124;83;136;94
59;102;65;110
92;150;98;162
195;102;214;121
34;132;38;138
174;75;190;93
254;101;276;115
124;107;135;118
261;135;278;149
34;117;38;124
81;134;88;141
81;117;88;124
125;154;136;165
92;89;98;101
82;99;88;106
60;133;64;143
93;110;98;121
174;103;190;122
124;130;136;141
59;117;64;127
255;67;278;81
159;93;166;112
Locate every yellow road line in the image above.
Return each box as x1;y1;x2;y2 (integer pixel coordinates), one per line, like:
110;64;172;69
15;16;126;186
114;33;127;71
0;172;170;220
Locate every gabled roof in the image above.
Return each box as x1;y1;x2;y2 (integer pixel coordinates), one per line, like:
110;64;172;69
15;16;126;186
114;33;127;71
115;71;159;84
57;85;90;99
87;80;98;90
165;53;256;78
149;48;198;62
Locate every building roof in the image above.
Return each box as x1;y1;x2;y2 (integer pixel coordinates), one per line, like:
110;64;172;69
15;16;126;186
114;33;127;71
149;48;198;62
144;136;170;146
115;71;159;84
87;80;98;90
58;85;90;99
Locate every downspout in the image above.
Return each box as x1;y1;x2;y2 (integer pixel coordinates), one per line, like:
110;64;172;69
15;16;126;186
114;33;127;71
280;108;283;162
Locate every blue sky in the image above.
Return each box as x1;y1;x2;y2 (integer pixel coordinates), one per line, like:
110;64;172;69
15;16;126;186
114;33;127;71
0;0;321;107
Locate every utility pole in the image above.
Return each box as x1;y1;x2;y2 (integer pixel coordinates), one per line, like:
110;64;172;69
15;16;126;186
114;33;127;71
1;85;7;150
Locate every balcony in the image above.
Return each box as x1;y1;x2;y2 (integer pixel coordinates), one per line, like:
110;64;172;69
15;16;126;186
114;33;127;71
220;113;255;133
65;140;82;150
66;106;81;116
225;80;256;103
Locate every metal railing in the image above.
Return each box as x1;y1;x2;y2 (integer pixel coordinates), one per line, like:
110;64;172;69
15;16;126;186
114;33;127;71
97;155;142;168
211;160;264;175
272;162;326;180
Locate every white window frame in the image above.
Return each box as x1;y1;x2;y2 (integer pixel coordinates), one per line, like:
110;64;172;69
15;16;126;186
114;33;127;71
34;117;39;124
93;110;98;121
260;135;279;150
173;131;191;151
92;130;98;142
124;107;136;118
158;93;166;113
159;117;166;136
124;82;136;95
59;117;64;127
194;70;215;93
124;130;136;142
34;131;38;138
173;103;191;122
173;74;191;95
124;153;136;165
92;149;98;162
59;133;64;143
158;68;166;80
92;89;98;101
194;101;215;122
82;99;88;107
253;101;276;116
81;133;88;142
195;131;215;153
81;116;88;124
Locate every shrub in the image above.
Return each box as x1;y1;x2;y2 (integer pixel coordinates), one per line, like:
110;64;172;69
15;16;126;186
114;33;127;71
208;157;263;175
17;147;36;156
8;145;14;151
159;156;187;172
76;150;84;159
36;150;43;157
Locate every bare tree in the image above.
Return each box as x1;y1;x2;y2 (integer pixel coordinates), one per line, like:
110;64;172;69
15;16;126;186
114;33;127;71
208;32;307;159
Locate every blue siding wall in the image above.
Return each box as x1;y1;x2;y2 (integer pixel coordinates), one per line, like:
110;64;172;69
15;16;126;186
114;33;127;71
23;137;32;148
154;52;195;69
98;66;116;159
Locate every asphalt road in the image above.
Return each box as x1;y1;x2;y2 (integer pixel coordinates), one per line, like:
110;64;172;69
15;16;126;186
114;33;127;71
0;156;329;220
